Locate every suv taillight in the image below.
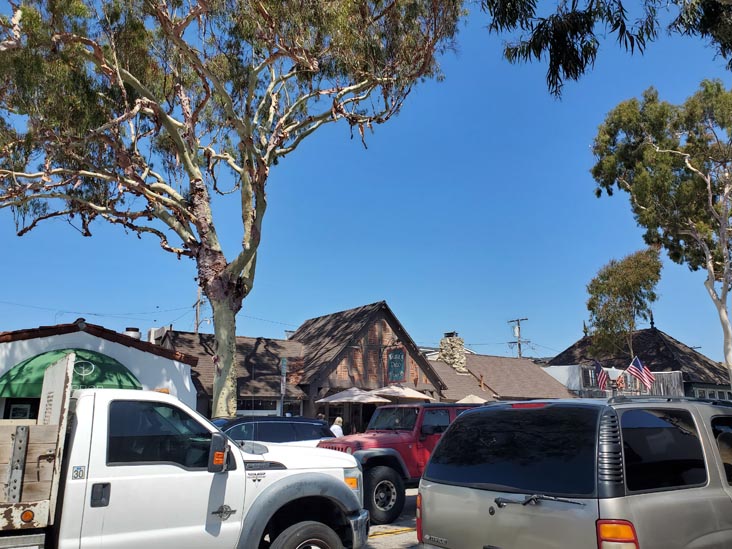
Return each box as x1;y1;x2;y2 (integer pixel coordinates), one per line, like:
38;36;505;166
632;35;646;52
416;492;423;543
597;520;639;548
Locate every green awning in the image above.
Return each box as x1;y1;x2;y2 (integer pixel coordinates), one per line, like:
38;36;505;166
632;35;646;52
0;348;142;398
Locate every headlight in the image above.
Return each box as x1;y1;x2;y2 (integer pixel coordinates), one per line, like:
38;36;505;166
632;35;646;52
345;446;353;455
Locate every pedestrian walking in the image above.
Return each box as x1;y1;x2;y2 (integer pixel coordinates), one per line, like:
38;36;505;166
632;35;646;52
331;416;344;437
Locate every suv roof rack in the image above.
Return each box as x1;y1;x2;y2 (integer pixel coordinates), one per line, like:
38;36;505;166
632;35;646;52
607;395;732;408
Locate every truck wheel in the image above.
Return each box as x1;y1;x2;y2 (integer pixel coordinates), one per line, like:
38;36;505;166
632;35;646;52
270;520;343;549
365;466;405;524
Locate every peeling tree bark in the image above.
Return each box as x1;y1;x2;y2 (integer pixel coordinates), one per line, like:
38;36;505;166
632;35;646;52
210;296;241;418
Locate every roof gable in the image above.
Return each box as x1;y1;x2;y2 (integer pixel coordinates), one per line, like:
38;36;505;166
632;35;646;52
290;301;384;376
548;328;729;385
291;301;445;390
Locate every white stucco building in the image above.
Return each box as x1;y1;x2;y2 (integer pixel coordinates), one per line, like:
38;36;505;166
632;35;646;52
0;318;198;419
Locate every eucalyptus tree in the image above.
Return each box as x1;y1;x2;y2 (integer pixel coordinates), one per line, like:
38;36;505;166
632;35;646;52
586;248;662;358
481;0;732;96
592;80;732;372
0;0;463;417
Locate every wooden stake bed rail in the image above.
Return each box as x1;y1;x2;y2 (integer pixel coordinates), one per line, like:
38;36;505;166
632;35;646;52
0;352;73;532
0;424;59;530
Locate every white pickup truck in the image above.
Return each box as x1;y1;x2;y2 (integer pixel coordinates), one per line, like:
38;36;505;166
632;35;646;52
0;353;369;549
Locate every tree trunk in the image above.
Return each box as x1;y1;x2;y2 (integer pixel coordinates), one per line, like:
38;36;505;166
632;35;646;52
704;277;732;390
210;297;239;418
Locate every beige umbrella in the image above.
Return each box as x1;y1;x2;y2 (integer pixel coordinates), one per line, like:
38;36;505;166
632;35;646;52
456;394;488;404
316;387;390;404
370;384;435;401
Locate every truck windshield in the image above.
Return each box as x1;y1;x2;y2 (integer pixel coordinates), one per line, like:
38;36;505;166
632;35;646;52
367;407;419;431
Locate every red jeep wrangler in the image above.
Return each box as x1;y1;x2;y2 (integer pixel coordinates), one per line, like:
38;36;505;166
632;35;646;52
317;403;477;524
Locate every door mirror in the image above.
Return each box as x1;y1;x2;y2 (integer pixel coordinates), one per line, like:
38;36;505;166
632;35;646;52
208;432;230;473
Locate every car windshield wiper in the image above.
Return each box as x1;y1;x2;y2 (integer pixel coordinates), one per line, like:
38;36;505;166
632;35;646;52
495;494;586;508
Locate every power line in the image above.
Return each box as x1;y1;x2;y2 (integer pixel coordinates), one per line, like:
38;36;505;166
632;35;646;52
0;300;190;321
239;314;298;327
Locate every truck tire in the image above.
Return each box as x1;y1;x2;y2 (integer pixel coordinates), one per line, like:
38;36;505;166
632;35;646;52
365;465;405;525
270;520;343;549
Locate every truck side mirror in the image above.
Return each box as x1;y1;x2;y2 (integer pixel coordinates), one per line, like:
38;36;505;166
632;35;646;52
208;432;230;473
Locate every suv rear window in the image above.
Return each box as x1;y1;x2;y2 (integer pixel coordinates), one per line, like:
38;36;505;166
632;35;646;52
620;408;706;492
425;405;600;496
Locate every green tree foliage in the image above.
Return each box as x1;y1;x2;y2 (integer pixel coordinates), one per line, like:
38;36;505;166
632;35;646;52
0;0;463;417
591;79;732;374
586;248;662;358
480;0;732;96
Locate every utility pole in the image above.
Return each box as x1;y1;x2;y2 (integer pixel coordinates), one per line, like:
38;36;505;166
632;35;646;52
508;318;529;358
194;287;202;334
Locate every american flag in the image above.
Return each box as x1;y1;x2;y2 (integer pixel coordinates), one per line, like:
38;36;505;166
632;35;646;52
627;356;655;391
593;360;609;391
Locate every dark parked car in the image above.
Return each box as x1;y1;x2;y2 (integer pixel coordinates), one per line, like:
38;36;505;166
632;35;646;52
220;416;335;447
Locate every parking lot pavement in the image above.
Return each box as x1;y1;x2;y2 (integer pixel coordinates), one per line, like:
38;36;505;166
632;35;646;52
367;489;419;549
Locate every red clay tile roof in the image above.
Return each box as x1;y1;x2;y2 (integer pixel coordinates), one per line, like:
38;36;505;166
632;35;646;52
548;328;729;385
0;318;198;366
163;331;306;399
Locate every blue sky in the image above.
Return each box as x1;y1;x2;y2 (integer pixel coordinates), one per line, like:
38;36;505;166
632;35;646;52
2;9;731;362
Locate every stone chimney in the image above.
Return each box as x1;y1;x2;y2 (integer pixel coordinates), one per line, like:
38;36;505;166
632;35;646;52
437;332;467;373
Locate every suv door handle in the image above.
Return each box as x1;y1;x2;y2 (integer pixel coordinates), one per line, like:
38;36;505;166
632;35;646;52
211;504;236;520
90;483;111;507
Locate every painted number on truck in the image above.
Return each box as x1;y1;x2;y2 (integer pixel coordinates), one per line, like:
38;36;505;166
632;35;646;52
72;466;86;480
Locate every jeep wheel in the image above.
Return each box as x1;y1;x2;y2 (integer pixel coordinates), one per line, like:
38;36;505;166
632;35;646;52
365;466;405;524
270;520;343;549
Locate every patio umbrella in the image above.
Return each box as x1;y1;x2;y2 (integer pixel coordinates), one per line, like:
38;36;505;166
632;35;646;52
456;394;488;404
316;387;390;404
370;384;434;401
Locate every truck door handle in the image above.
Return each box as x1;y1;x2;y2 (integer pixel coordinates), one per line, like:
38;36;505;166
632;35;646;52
90;483;111;507
211;504;236;520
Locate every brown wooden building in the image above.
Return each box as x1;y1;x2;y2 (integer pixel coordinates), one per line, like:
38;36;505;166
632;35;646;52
161;301;445;430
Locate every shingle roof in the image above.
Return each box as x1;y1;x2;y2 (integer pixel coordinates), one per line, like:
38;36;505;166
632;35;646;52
548;328;729;385
430;354;574;400
467;355;574;399
163;331;306;399
290;301;385;383
428;360;496;402
0;318;198;366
